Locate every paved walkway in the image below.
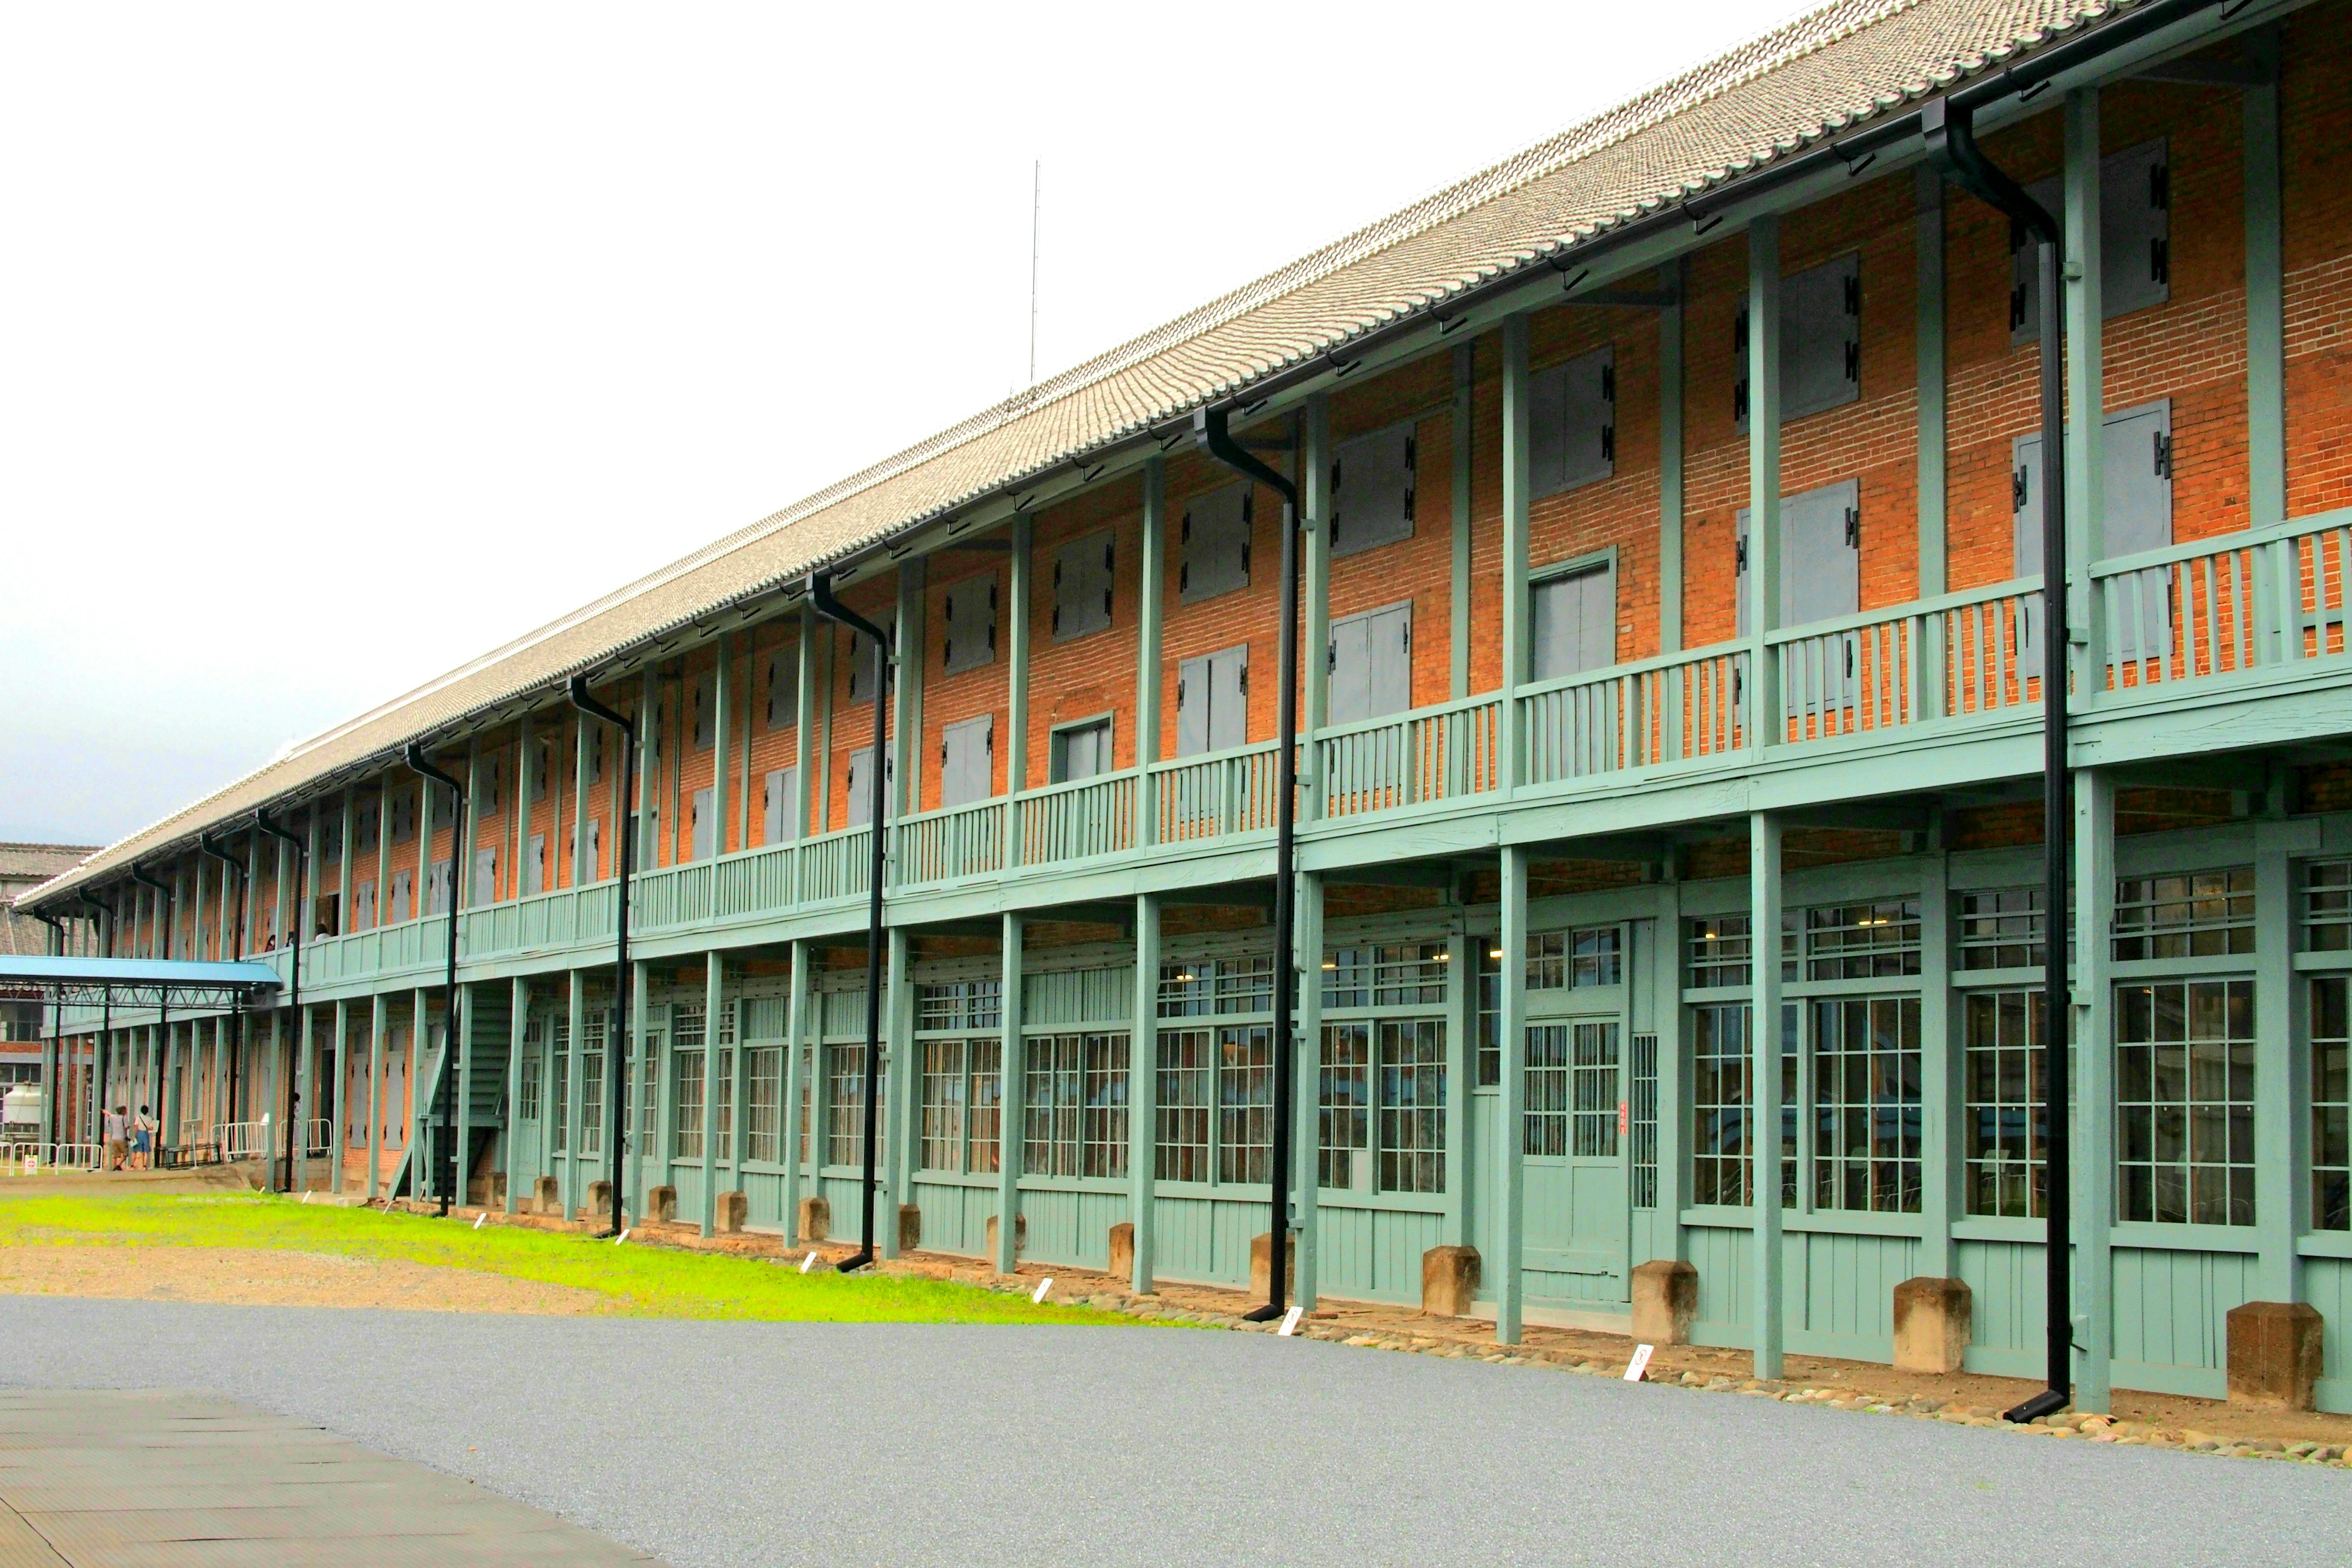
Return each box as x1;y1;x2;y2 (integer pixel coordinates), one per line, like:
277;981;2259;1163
0;1387;660;1566
2;1296;2348;1567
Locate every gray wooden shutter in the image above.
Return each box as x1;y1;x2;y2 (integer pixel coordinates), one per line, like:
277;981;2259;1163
766;653;797;731
1327;614;1371;726
1330;422;1414;556
586;818;600;880
1561;345;1616;492
1209;645;1250;752
762;767;795;844
847;612;894;703
1180;486;1251;602
526;834;545;897
1054;532;1113;640
471;848;497;908
940;715;994;809
943;577;998;674
1783;255;1860;421
1531;565;1613;680
1529;361;1569;495
1176;654;1210;757
693;674;715;750
1327;604;1411;723
2016;140;2169;344
1736;478;1858;635
690;788;715;861
846;749;894;827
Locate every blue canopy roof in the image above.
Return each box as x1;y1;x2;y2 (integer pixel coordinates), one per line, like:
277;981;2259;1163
0;956;282;1011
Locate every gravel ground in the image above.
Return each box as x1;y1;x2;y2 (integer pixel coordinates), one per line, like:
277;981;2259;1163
2;1295;2346;1568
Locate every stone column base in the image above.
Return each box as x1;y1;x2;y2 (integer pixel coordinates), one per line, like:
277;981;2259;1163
1250;1231;1297;1303
1631;1259;1698;1346
797;1194;830;1243
584;1179;611;1221
1892;1276;1972;1374
984;1213;1026;1270
532;1175;560;1216
1109;1221;1136;1285
645;1185;677;1224
2227;1300;2323;1410
715;1189;748;1233
1421;1245;1480;1318
897;1203;921;1252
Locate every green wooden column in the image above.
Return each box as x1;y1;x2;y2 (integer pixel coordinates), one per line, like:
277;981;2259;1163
1495;845;1530;1343
1129;894;1158;1290
1659;262;1686;654
780;939;810;1243
1136;465;1165;845
2252;824;2296;1305
505;976;527;1214
565;970;586;1215
1302;394;1330;825
996;912;1025;1274
883;925;915;1257
513;717;532;898
628;958;649;1221
329;998;350;1192
792;611;816;850
1003;517;1033;867
292;1004;313;1190
2064;89;2108;685
814;625;834;838
366;993;386;1204
1499;317;1531;790
1293;869;1324;1309
1750;809;1785;1380
572;704;593;888
1918;848;1954;1280
409;989;428;1193
1450;341;1476;696
373;771;393;927
1916;165;1948;600
1747;216;1784;747
1442;923;1472;1248
701;952;723;1236
892;562;924;824
2073;769;2117;1413
636;676;658;873
1651;876;1689;1255
2245;23;2285;529
711;634;733;861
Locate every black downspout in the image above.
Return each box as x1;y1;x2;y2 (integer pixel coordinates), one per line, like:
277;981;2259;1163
567;677;639;1240
1925;96;2073;1425
807;570;892;1272
1194;405;1303;1323
198;835;247;1159
402;747;467;1218
254;812;308;1195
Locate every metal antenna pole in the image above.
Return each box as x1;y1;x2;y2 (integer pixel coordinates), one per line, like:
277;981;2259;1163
1028;160;1041;387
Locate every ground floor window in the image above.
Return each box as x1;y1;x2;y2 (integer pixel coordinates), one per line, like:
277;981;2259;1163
2316;978;2351;1232
518;1049;542;1124
1320;1023;1369;1187
1218;1026;1272;1184
714;1048;734;1163
1025;1033;1127;1179
1157;1030;1212;1182
1810;996;1921;1213
918;1038;1003;1174
745;1046;781;1164
1630;1031;1659;1208
673;1049;706;1161
579;1049;604;1157
824;1043;886;1166
2117;977;2253;1226
1525;1021;1619;1159
1964;988;2045;1218
1321;1019;1449;1193
1155;1025;1270;1183
1689;1003;1795;1206
548;1044;568;1155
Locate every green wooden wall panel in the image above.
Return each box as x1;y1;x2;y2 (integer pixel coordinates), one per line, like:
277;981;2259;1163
741;1168;786;1229
1019;1187;1125;1270
910;1177;991;1257
2306;1257;2352;1386
1797;1232;1917;1344
2111;1245;2254;1374
1687;1223;1751;1338
1022;967;1133;1027
742;997;790;1041
1956;1238;2043;1355
1315;1204;1443;1305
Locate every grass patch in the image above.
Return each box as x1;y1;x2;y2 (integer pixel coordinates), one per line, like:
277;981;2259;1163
0;1193;1139;1325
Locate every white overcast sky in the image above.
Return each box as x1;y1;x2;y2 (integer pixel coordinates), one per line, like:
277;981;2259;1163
2;1;1790;847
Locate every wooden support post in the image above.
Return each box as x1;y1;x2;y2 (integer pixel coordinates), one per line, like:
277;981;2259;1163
565;971;585;1215
1451;341;1476;694
410;989;428;1193
2065;89;2108;690
1751;809;1785;1380
1917;165;1948;600
628;958;649;1222
506;976;527;1215
793;609;817;847
1918;848;1954;1279
1496;844;1529;1344
1442;922;1472;1248
1294;869;1324;1308
2253;826;2296;1305
1653;876;1689;1253
1499;317;1531;791
1129;894;1157;1290
1747;216;1783;747
1004;516;1033;866
883;924;914;1257
893;562;924;821
573;702;593;888
711;633;732;859
2245;24;2285;530
1659;261;1686;654
366;993;385;1204
1137;462;1165;845
781;939;809;1242
996;912;1025;1274
2073;768;2116;1413
701;952;723;1236
1302;394;1330;825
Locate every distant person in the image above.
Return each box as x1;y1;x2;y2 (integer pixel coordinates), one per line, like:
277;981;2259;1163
130;1104;154;1170
104;1105;127;1170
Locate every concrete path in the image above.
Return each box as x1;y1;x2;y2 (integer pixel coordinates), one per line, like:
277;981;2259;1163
0;1385;660;1566
2;1296;2346;1567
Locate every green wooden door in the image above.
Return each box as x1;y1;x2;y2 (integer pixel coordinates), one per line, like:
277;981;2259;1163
1521;1015;1630;1305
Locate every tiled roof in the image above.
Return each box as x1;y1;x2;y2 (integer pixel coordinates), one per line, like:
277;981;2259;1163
23;0;2146;909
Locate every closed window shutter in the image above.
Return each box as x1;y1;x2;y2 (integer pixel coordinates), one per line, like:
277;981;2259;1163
1555;345;1616;492
940;715;994;809
2015;140;2169;344
1180;486;1251;602
1175;654;1210;757
1529;361;1569;495
1531;567;1613;682
1330;423;1415;556
1735;478;1860;636
766;653;797;731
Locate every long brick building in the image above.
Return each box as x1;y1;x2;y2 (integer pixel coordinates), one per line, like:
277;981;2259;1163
20;0;2352;1413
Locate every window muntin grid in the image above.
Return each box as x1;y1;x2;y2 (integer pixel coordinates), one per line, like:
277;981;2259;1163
1523;1022;1619;1158
1377;1018;1446;1194
1630;1031;1659;1208
2314;977;2350;1232
2116;978;2254;1226
1526;926;1622;990
2304;860;2352;952
919;1039;966;1172
1217;1025;1274;1184
965;1039;1002;1175
715;1049;736;1162
918;980;1003;1031
549;1049;568;1155
1319;1022;1370;1187
1689;1002;1796;1206
2113;868;2255;961
1958;888;2046;971
1687;915;1752;990
745;1046;782;1164
1023;1032;1129;1180
673;1050;706;1160
1156;1029;1212;1182
629;1048;657;1152
1809;995;1921;1213
1324;943;1447;1009
1805;902;1921;981
824;1043;886;1167
579;1047;604;1157
518;1050;542;1123
1476;941;1501;1087
1159;956;1273;1017
673;1005;706;1052
1964;989;2046;1218
796;1045;813;1169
